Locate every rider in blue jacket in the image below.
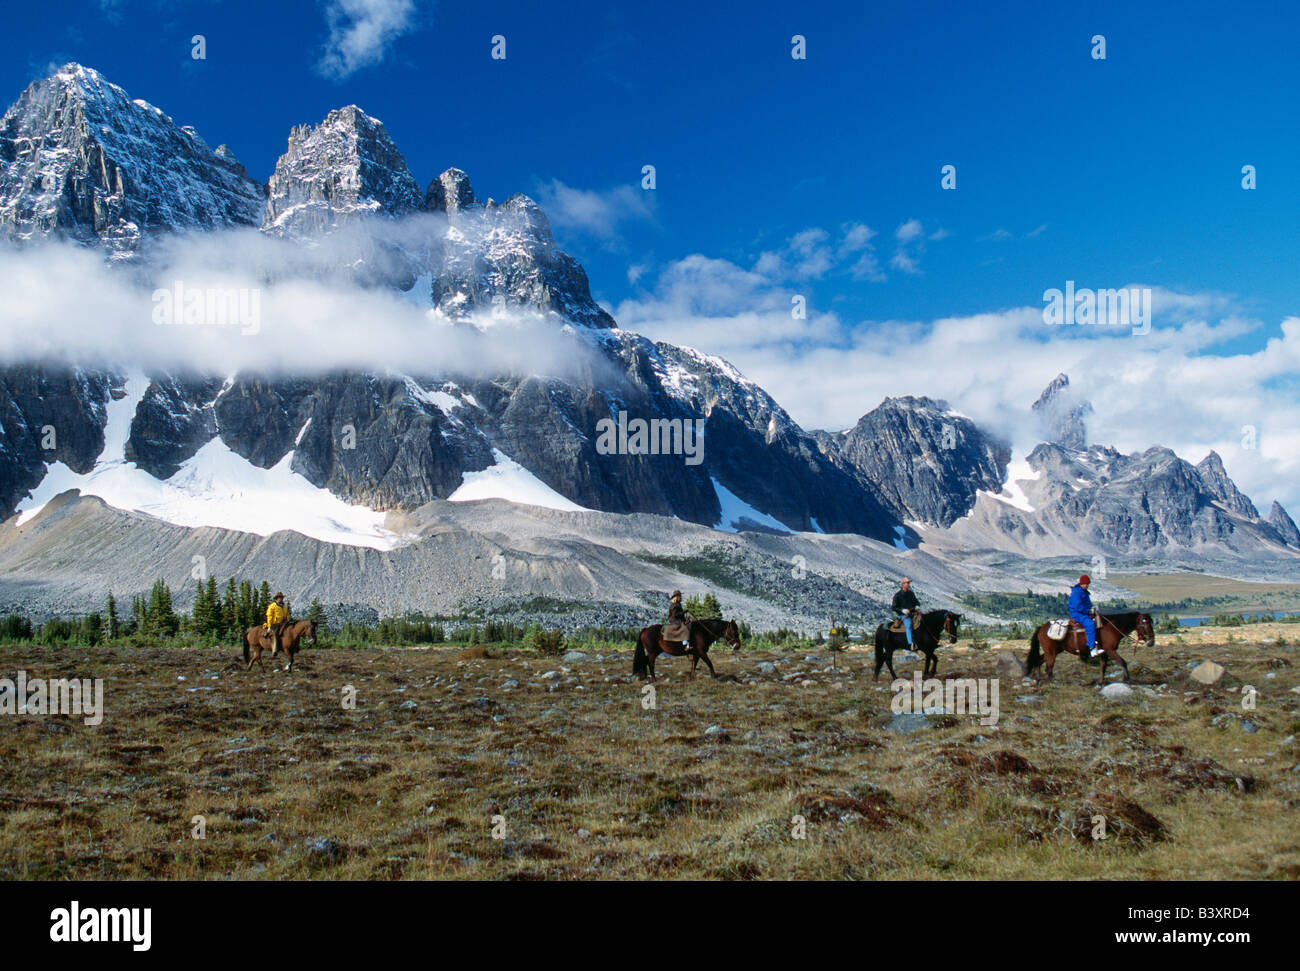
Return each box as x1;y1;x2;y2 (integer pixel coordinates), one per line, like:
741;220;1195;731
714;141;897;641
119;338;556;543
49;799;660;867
1068;574;1102;657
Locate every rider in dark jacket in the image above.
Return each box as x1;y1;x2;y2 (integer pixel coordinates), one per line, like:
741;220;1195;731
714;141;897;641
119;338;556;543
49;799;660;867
891;578;920;647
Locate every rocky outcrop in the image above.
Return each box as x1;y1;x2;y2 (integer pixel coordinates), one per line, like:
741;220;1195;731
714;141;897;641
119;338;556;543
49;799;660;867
1196;451;1258;517
261;105;422;238
1031;373;1091;450
1267;501;1300;547
0;365;118;515
814;396;1010;527
0;64;262;255
423;168;615;328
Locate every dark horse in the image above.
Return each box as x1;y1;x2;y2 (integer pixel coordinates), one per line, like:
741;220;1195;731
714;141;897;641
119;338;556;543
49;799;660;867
873;610;962;681
1026;611;1154;684
633;618;741;681
243;619;318;673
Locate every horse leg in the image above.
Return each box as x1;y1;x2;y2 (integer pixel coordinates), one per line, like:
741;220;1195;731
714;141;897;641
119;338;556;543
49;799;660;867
701;651;717;679
1097;651;1108;686
689;652;698;680
1044;643;1056;682
886;647;898;681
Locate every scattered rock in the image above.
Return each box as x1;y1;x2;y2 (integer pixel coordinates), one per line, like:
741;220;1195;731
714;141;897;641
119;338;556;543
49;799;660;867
757;662;777;675
306;837;341;861
1190;660;1226;685
561;651;590;663
540;670;562;681
885;713;931;735
704;725;729;739
1100;683;1134;701
996;650;1027;678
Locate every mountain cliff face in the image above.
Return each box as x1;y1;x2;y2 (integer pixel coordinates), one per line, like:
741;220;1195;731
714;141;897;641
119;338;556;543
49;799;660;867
0;64;262;255
0;65;898;540
1267;501;1300;548
1196;451;1259;518
813;396;1011;527
1031;372;1091;450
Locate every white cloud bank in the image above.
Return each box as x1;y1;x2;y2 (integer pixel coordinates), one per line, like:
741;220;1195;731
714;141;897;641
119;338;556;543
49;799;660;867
615;241;1300;514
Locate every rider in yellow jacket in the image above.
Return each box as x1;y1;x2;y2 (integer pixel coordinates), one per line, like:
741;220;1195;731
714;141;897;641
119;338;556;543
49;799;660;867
265;593;289;652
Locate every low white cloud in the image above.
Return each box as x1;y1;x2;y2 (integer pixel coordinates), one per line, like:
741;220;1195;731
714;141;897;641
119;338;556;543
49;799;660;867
0;223;588;381
317;0;419;81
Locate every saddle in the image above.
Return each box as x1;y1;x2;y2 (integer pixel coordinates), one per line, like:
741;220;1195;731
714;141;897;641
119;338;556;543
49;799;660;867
1047;618;1089;650
889;614;920;633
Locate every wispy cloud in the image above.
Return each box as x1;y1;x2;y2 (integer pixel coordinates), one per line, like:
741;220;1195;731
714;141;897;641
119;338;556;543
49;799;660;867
317;0;419;81
533;180;654;240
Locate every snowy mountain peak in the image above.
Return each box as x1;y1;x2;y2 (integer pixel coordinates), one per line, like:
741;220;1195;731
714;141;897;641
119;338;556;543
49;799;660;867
425;167;477;215
262;104;423;238
0;63;263;254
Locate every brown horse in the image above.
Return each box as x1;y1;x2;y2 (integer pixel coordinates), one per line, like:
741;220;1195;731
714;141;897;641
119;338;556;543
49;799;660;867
1026;611;1154;684
633;618;741;681
243;619;318;673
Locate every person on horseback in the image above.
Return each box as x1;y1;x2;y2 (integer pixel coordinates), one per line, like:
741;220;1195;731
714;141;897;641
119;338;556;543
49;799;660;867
891;577;920;647
1069;574;1102;658
265;592;289;654
663;590;691;645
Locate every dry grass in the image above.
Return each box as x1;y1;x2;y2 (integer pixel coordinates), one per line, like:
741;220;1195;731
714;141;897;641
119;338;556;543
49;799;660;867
1;625;1298;880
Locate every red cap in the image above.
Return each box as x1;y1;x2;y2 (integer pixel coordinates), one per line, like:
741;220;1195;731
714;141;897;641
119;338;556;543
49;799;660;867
1079;574;1091;585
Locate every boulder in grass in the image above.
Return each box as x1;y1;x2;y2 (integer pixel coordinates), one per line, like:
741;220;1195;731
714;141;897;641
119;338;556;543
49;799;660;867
996;650;1027;678
1190;660;1226;685
1100;683;1134;701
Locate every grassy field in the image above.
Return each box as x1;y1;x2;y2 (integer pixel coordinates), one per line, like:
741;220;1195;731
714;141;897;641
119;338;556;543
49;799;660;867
1112;573;1300;613
1;624;1298;880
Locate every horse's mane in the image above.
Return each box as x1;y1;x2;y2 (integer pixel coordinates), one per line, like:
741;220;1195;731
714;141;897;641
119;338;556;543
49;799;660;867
1101;610;1145;622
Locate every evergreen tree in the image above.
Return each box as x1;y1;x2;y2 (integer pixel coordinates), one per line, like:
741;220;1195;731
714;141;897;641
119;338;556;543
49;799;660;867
257;581;272;623
205;576;220;634
238;581;254;630
223;578;239;635
105;592;119;640
146;579;178;637
684;592;722;618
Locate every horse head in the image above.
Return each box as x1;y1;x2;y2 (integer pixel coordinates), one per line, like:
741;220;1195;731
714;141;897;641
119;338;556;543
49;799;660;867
1135;612;1155;650
944;611;962;644
723;619;742;651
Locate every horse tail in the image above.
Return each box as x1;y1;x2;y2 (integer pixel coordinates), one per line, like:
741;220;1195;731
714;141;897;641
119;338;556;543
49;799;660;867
1026;631;1042;675
632;634;648;677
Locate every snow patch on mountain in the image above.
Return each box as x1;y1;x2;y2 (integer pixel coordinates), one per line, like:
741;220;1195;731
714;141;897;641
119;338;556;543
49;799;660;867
448;449;588;512
713;478;792;533
15;374;402;549
981;456;1040;513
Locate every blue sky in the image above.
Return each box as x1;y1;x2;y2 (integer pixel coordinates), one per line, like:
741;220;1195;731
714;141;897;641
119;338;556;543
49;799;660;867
6;0;1300;506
